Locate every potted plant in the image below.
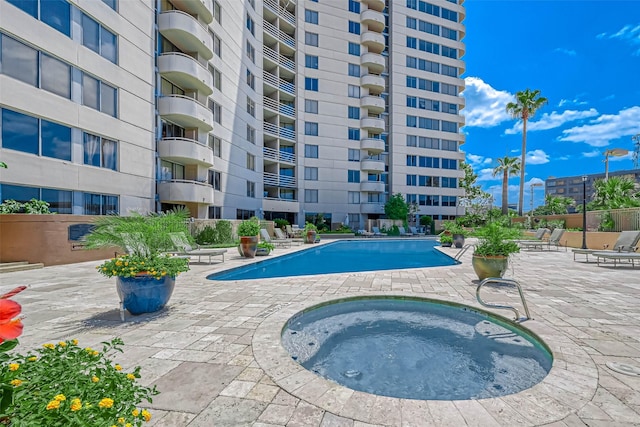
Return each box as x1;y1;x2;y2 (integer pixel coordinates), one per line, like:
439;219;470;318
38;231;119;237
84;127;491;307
256;240;275;256
237;217;261;258
304;222;318;244
472;222;521;280
443;220;467;248
85;209;191;316
439;234;453;247
419;216;433;235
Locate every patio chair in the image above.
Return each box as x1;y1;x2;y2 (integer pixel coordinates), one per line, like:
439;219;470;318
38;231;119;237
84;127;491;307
260;228;291;248
409;226;425;236
357;229;374;238
274;227;303;245
512;228;550;243
519;228;566;251
594;251;640;268
572;230;640;262
398;226;413;237
371;227;387;237
168;232;227;264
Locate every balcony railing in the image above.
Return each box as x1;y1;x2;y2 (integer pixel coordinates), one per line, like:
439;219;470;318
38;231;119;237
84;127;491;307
264;0;296;25
263;20;296;48
263;122;295;141
263;96;295;117
262;71;295;95
264;172;297;188
263;146;295;163
264;46;295;71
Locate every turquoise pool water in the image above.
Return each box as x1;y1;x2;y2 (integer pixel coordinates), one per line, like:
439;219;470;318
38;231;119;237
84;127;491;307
207;239;457;281
282;297;553;400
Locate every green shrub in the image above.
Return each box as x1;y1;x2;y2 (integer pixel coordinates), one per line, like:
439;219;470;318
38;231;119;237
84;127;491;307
273;218;289;229
215;220;233;243
195;225;217;245
237;217;261;237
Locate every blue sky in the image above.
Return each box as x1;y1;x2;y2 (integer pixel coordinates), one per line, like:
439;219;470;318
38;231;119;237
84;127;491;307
460;0;640;208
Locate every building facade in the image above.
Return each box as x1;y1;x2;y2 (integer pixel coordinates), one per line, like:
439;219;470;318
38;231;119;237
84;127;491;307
1;0;466;229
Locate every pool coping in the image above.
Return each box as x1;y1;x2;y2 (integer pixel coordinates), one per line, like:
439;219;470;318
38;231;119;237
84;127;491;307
253;291;598;426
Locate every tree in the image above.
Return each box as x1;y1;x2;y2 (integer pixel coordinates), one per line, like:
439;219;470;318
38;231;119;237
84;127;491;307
458;161;493;224
506;89;548;216
492;156;521;216
588;177;640;210
384;193;409;221
533;194;573;215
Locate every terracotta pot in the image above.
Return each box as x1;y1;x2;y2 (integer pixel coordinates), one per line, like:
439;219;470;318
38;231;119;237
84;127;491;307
471;254;509;281
240;236;259;258
305;230;317;244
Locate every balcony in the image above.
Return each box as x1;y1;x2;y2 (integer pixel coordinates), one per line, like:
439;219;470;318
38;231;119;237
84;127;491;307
158;95;213;131
360;202;385;214
263;146;295;164
158;11;213;60
264;46;295;72
361;31;385;53
360;181;385;193
360;138;385;154
360;117;385;133
263;20;296;50
263;0;296;26
263;96;295;118
360;74;385;94
361;52;385;74
360;95;385;114
263;198;299;213
360;158;385;173
263;71;295;96
169;0;213;24
361;0;385;12
158;137;213;167
360;9;385;33
157;180;214;205
158;53;213;96
263;122;295;141
263;172;296;188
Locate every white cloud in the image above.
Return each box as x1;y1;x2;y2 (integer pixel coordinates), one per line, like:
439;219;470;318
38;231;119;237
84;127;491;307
554;48;576;56
476;167;498;182
505;109;599;134
466;153;492;167
583;150;601;158
461;77;513;127
526;149;550;165
558;97;588;107
597;24;640;55
559;106;640;147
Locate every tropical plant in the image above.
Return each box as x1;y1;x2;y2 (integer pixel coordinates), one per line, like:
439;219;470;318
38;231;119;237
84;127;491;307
492;156;521;215
0;162;6;168
588;177;640;210
506;88;548;216
0;199;52;214
96;253;189;279
273;218;289;230
599;211;616;231
304;222;318;232
442;220;466;236
214;220;233;244
237;217;261;237
439;235;453;245
473;222;521;257
384;193;409;221
257;241;275;251
194;225;217;245
533;194;574;215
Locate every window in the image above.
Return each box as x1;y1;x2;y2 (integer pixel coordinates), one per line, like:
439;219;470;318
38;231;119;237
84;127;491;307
419;137;439;149
81;14;117;63
348;170;360;183
348;149;360;162
209;171;221;190
441;120;458;133
84;193;118;215
305;189;318;203
41;119;72;161
237;209;256;220
442;27;457;40
245;69;254;90
442;158;457;169
406;76;417;88
305;167;318;180
246;13;255;35
442;46;457;59
406;56;417;69
305;144;318;158
419;175;438;187
348;191;360;204
82;73;117;117
419;20;439;36
246;181;256;198
348;0;360;13
305;9;318;24
418;39;439;55
419;1;440;16
246;153;255;171
213;0;222;23
305;122;318;136
348;63;360;77
305;99;318;114
212;32;222;57
419;195;439;206
441;83;458;95
406;96;417;108
348;85;360;98
441;64;458;77
305;77;318;91
305;32;319;46
210;100;222;124
211;65;222;90
407;0;418;9
246;40;255;63
2;109;38;156
83;133;117;170
418;58;439;73
419;156;439;168
348;106;360;119
406;37;417;49
442;139;457;151
406;135;417;147
8;0;71;36
247;97;255;117
348;21;360;34
209;135;222;157
246;125;256;144
305;54;319;69
406;155;417;166
419;117;439;130
442;102;458;114
348;128;360;140
442;177;457;188
348;42;360;56
1;35;38;86
208;206;222;219
442;196;457;207
406;115;417;127
406;17;417;29
406;175;417;186
441;8;458;22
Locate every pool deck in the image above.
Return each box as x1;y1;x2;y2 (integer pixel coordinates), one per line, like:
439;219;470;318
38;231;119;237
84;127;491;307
5;238;640;426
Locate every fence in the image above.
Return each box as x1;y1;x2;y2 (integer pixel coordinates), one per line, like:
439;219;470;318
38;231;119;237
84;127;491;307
587;208;640;232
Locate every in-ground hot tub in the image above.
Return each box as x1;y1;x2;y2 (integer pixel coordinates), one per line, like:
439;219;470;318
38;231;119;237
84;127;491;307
281;296;552;400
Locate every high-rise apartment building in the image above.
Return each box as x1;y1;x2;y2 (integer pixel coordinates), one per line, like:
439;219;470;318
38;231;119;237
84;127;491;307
0;0;465;230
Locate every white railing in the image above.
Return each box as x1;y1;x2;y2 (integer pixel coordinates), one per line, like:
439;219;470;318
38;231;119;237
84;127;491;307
263;172;297;188
263;46;295;71
263;20;296;48
263;96;295;117
264;196;298;202
263;0;296;25
263;146;295;163
263;122;279;137
262;71;295;95
161;136;209;148
158;178;211;187
263;122;295;141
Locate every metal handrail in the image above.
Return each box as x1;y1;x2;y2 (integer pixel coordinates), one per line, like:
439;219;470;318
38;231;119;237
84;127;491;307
476;278;531;322
454;243;473;261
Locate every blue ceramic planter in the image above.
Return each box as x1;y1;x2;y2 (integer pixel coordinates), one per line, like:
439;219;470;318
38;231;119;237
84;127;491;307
116;275;175;315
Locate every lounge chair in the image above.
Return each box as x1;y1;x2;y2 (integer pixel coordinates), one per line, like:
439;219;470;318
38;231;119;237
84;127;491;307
409;226;425;236
357;229;374;238
168;232;227;264
398;226;413;237
371;227;387;237
572;230;640;262
594;251;640;268
512;228;550;243
260;228;291;248
519;228;566;251
274;227;303;245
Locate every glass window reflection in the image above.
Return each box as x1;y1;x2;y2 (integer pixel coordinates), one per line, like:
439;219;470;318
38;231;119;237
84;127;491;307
41;119;71;160
1;109;39;155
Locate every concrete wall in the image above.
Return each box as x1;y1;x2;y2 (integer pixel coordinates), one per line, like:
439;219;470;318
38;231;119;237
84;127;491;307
0;214;115;266
563;231;637;251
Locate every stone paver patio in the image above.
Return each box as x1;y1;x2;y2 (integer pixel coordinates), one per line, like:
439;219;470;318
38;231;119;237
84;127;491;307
4;238;640;426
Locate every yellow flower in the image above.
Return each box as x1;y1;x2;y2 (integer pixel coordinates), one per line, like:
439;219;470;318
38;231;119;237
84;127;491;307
54;394;66;402
132;409;140;417
70;398;82;411
125;424;132;427
92;376;100;383
10;379;22;387
112;270;117;275
126;373;135;380
142;409;151;422
58;341;67;347
8;363;19;371
161;271;167;276
46;400;61;410
28;356;37;361
71;339;78;345
98;398;114;409
114;364;122;371
85;347;93;353
43;343;55;349
117;417;125;424
92;351;99;356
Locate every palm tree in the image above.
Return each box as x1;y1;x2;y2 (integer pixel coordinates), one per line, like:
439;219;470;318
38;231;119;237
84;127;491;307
589;177;640;210
506;89;548;216
492;156;521;215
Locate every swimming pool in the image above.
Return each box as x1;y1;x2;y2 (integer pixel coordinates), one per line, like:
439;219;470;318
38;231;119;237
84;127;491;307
282;296;552;400
207;239;458;281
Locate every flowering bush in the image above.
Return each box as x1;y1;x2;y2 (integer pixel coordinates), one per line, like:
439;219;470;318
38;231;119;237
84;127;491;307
97;253;189;279
1;338;158;426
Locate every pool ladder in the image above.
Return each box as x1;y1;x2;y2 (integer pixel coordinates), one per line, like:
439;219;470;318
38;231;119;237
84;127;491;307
454;244;474;261
476;278;531;323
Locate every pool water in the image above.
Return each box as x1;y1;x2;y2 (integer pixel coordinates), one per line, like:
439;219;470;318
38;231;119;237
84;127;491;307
282;297;552;400
208;239;457;281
